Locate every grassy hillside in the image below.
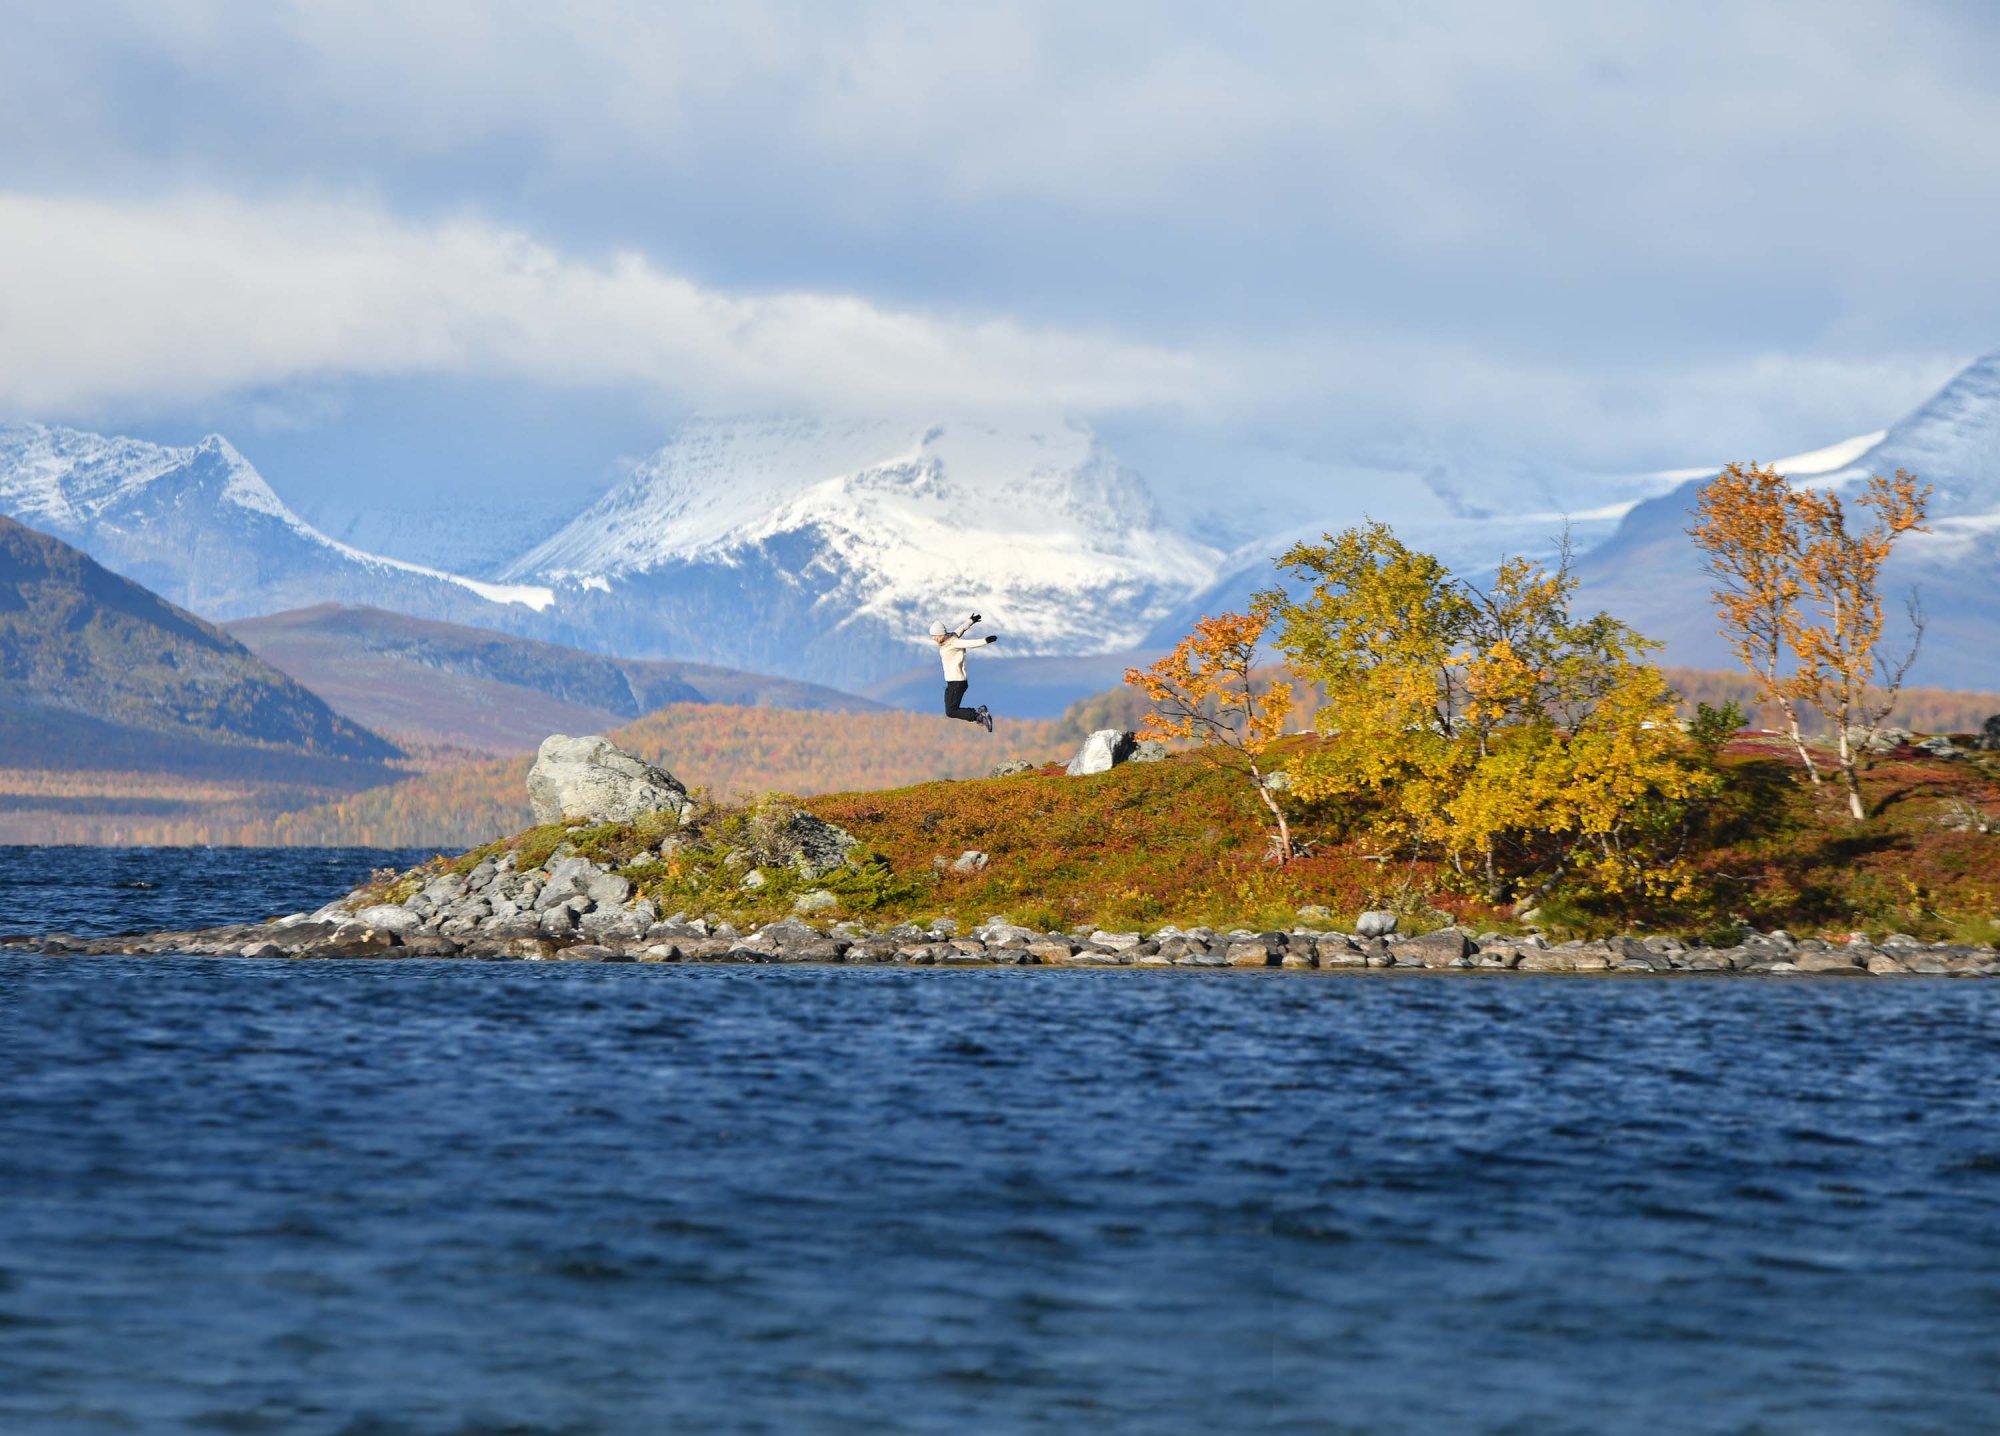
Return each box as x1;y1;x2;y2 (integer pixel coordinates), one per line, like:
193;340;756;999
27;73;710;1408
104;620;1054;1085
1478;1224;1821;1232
401;732;2000;944
230;604;881;755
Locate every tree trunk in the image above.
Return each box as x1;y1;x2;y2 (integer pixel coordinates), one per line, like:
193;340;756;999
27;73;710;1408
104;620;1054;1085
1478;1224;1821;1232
1833;723;1867;821
1247;756;1292;862
1258;784;1293;863
1775;694;1820;784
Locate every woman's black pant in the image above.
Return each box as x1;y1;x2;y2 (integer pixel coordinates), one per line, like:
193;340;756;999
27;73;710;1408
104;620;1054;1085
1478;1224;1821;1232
943;680;982;723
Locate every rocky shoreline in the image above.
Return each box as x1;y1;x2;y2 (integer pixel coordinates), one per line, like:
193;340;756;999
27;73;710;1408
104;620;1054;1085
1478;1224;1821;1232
8;842;1995;976
13;728;1996;977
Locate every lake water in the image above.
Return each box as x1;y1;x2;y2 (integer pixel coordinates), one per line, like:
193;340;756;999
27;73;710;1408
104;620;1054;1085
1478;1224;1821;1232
3;848;1999;1434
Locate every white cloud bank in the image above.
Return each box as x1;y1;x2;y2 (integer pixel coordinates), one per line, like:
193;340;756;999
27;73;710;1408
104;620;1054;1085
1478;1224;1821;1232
0;188;1965;470
0;191;1218;419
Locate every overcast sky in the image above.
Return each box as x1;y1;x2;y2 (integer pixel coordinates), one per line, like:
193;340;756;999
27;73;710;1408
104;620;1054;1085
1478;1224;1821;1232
2;0;1997;517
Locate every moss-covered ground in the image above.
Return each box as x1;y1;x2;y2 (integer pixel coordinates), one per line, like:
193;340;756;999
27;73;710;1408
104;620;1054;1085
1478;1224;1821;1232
368;732;2000;945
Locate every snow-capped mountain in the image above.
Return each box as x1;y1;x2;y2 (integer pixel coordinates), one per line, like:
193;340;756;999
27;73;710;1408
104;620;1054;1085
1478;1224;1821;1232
1573;351;2000;689
0;424;555;626
8;355;1995;711
1142;445;1695;645
499;417;1223;686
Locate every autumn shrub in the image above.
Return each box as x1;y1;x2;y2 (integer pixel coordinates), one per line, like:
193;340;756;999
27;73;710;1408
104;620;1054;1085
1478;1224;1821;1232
1261;522;1717;911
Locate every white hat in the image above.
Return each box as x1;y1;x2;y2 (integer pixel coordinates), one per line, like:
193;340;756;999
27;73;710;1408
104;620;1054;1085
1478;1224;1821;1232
929;620;948;638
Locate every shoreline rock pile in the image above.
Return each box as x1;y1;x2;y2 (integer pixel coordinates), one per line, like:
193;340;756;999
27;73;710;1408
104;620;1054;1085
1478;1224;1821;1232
10;875;1996;975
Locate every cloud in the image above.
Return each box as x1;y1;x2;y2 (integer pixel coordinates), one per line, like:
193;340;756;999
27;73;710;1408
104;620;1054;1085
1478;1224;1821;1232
0;186;1967;476
0;191;1218;419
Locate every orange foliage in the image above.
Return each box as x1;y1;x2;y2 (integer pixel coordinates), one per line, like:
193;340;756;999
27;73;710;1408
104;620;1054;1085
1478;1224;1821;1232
1127;610;1295;860
1691;463;1930;820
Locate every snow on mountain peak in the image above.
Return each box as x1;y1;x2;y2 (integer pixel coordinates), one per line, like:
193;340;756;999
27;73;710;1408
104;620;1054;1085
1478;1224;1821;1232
0;421;554;613
505;415;1220;656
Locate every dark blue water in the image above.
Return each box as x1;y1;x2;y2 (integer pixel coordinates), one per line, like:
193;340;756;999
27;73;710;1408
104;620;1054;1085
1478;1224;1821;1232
3;853;2000;1434
0;846;434;937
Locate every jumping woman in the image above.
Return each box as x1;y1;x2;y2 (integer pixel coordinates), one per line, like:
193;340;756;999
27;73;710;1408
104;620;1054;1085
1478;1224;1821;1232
931;613;998;732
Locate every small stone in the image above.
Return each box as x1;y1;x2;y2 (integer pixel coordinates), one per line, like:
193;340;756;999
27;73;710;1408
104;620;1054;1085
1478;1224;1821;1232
1226;941;1275;967
1089;930;1144;950
741;869;766;891
987;758;1035;779
793;889;838;914
1795;950;1865;972
557;944;619;962
950;850;990;874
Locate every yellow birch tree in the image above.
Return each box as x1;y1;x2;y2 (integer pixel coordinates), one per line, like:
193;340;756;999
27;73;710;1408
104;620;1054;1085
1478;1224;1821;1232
1687;462;1822;781
1689;465;1928;822
1263;523;1709;906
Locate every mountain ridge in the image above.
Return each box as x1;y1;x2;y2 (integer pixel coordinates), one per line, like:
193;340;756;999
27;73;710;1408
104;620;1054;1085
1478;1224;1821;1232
228;604;882;755
0;514;399;761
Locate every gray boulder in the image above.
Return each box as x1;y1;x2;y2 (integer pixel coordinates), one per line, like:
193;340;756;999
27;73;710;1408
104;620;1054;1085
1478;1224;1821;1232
1130;739;1169;763
584;871;634;907
1847;725;1913;755
950;850;990;874
1066;729;1137;776
988;758;1036;779
526;734;688;826
1978;715;2000;752
535;856;600;909
1354;910;1399;938
1914;735;1968;761
352;903;421;934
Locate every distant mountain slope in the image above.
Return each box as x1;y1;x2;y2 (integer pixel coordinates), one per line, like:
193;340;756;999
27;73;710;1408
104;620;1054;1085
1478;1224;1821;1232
228;605;883;755
0;423;554;626
498;416;1222;687
0;516;398;765
1574;353;2000;688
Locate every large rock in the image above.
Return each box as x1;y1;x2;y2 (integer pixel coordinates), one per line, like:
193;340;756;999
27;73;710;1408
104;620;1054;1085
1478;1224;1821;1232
1978;715;2000;752
1066;729;1137;776
527;734;688;825
352;904;421;934
1389;929;1472;968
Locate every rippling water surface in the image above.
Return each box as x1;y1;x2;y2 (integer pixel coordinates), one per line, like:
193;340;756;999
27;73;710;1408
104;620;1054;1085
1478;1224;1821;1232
3;851;1999;1434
